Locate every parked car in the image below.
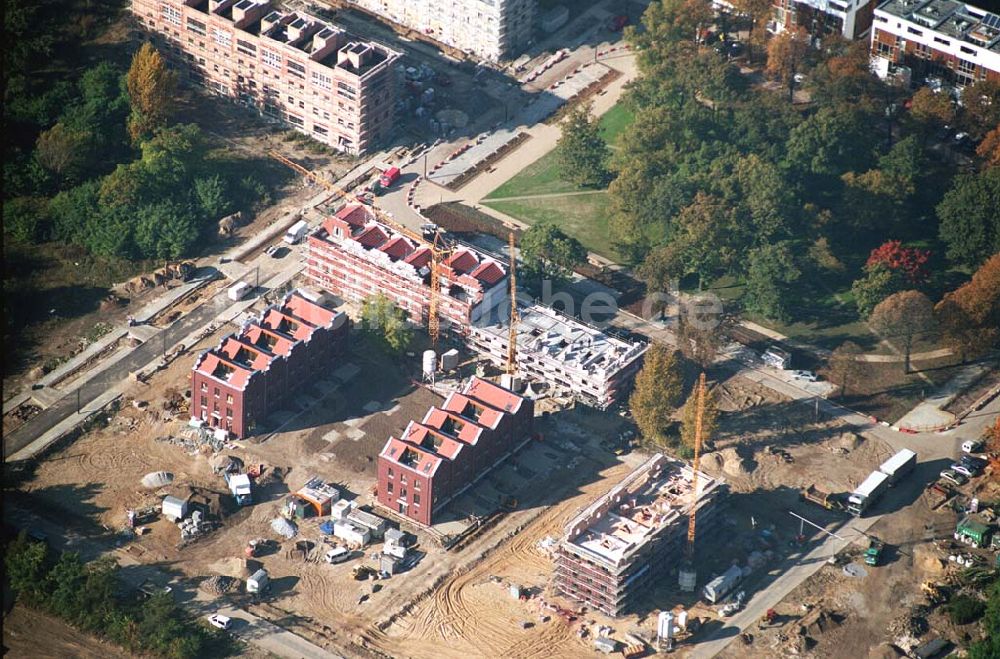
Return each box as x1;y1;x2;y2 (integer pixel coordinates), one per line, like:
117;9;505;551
952;464;975;478
960;455;987;474
208;614;232;630
324;547;351;564
792;370;818;382
962;440;984;454
939;469;968;486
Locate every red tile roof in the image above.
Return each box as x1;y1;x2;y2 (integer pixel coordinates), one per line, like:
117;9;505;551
470;261;505;286
381;436;441;476
404;247;432;269
380;236;415;260
196;351;254;390
446;249;478;274
355;225;389;249
443;392;504;430
422;407;485;446
262;309;314;342
401;421;464;460
244;323;295;356
283;292;338;328
336;204;371;226
220;337;274;372
464;376;524;414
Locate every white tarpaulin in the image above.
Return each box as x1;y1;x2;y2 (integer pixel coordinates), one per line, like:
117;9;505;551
271;517;297;539
141;471;174;488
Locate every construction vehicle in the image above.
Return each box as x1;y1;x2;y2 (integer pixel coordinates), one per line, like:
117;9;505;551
352;564;377;581
924;482;953;509
955;516;993;548
759;609;779;628
269;152;452;347
224;472;253;507
621;641;645;659
864;537;885;566
847;470;890;516
801;485;844;511
378;166;401;189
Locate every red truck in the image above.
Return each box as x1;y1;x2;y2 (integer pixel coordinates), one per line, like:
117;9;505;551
379;166;401;189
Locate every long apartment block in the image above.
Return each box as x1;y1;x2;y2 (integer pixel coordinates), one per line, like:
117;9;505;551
871;0;1000;86
770;0;877;39
305;204;509;333
130;0;401;154
466;304;647;410
343;0;535;62
553;454;726;617
190;289;348;438
376;376;534;526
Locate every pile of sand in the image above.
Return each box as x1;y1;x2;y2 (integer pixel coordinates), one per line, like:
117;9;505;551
718;447;752;477
835;433;863;452
208;557;249;578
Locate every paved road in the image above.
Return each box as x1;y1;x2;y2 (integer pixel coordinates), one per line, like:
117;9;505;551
3;290;234;460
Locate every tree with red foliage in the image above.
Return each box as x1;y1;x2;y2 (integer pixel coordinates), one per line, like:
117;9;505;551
866;240;931;285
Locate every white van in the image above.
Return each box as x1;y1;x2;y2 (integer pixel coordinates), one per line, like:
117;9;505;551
324;547;350;564
283;220;308;245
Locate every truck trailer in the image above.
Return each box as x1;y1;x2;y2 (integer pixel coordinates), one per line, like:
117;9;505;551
848;471;890;517
703;565;742;604
878;449;917;485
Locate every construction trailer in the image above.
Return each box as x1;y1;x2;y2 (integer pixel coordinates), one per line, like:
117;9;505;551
294;478;340;517
162;496;189;522
552;454;727;617
334;521;371;547
347;508;389;540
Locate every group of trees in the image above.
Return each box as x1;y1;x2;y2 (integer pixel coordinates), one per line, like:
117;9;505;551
628;344;719;454
3;43;267;260
608;0;1000;330
360;293;413;354
5;533;229;658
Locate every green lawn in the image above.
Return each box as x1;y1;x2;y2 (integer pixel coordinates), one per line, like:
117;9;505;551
484;103;634;200
484;193;619;260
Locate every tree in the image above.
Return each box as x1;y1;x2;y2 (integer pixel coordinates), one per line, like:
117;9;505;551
669;192;741;289
3;196;50;243
639;242;686;295
961;78;1000;139
909;87;955;132
743;241;801;321
827;341;863;398
733;154;795;240
629;344;684;447
556;103;610;188
5;532;50;607
934;252;1000;358
628;0;713;70
851;261;899;318
977;123;1000;169
193;175;232;220
679;382;719;449
786;107;875;182
360;294;412;354
125;43;177;141
866;240;931;285
677;300;721;368
46;551;87;622
868;290;935;373
518;222;588;291
767;27;810;103
732;0;771;62
36;122;91;182
937;167;1000;268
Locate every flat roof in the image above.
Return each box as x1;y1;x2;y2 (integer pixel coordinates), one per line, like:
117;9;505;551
296;476;339;504
563;454;722;567
475;304;647;375
877;0;1000;52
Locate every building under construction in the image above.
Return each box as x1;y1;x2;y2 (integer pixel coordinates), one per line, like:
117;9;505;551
305;204;509;334
553;454;726;617
466;304;647;409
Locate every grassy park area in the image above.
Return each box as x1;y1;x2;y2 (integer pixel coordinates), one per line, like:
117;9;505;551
482;104;633;248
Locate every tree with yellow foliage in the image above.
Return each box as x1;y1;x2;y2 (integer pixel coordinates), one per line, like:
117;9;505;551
126;43;177;142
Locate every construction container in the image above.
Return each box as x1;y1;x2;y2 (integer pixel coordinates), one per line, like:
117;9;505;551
703;565;742;603
331;499;355;522
227;281;250;301
440;348;460;371
380;553;400;575
347;509;389;539
161;496;188;521
334;521;371;547
247;568;269;593
593;637;617;653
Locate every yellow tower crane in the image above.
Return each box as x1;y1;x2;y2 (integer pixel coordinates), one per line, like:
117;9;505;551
269;152;451;347
506;231;518;376
678;372;708;591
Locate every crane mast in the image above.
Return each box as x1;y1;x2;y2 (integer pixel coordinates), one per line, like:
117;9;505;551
269;151;450;347
686;372;707;559
506;231;518;376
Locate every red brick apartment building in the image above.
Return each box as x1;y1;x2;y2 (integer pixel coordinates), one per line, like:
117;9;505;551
306;204;509;334
870;0;1000;87
770;0;876;39
190;289;348;438
130;0;401;154
376;377;534;526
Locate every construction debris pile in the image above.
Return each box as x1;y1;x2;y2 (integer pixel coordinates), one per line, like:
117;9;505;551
200;575;241;595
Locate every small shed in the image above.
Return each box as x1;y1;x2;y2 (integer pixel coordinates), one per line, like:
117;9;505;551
594;637;617;654
334;521;371;547
331;499;355;522
385;528;405;547
294;477;340;517
380;553;400;575
347;509;389;539
162;495;188;521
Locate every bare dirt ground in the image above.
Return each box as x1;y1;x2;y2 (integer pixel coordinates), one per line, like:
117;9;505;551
2;604;131;659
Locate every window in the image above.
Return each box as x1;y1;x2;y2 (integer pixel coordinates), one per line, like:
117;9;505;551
914;42;931;58
313;124;328;136
413;493;421;505
226;394;233;404
236;39;256;57
214;387;220;397
387;468;393;478
312;71;332;90
960;45;976;55
261;49;281;69
213;28;231;48
162;4;181;26
287;60;306;78
200;396;208;407
186;17;206;36
414;480;421;490
387;482;393;493
201;382;208;392
400;474;407;485
337;81;357;100
906;26;923;36
226;408;233;419
933;36;950;46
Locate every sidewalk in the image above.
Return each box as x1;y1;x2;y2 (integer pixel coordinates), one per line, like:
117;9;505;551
894;362;993;431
